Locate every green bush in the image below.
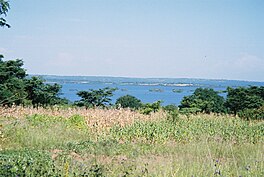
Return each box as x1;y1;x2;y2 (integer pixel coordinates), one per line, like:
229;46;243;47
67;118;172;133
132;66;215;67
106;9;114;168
140;101;162;115
67;114;87;129
26;114;63;126
163;104;179;122
238;106;264;120
0;150;59;176
179;107;202;115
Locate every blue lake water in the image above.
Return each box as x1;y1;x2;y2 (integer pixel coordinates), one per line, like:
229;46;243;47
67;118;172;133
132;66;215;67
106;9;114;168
41;75;264;106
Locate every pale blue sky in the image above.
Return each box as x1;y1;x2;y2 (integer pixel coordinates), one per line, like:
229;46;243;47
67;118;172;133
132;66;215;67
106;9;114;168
1;0;264;81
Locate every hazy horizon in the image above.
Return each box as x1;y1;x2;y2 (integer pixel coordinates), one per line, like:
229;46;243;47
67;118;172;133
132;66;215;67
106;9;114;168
29;73;264;83
1;0;264;81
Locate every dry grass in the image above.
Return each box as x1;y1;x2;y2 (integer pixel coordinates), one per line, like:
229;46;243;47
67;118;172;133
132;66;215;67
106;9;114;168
0;106;166;131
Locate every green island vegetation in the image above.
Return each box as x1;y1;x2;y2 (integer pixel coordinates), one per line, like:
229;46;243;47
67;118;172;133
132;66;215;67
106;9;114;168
172;89;183;93
149;88;164;92
1;1;264;176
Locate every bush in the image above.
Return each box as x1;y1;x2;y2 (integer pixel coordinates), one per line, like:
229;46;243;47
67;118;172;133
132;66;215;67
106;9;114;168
140;101;162;115
179;107;202;115
67;114;87;129
163;104;179;122
238;106;264;120
115;95;142;110
0;150;59;176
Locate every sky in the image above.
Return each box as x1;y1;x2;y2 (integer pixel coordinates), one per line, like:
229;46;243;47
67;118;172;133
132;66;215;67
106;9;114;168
0;0;264;81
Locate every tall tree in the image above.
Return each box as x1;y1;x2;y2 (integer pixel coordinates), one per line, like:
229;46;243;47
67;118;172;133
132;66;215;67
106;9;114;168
25;76;68;107
0;58;27;105
0;0;10;28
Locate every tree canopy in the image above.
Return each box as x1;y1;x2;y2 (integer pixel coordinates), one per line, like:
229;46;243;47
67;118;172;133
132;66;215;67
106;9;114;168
0;56;66;106
115;95;142;109
225;86;264;114
75;87;117;108
0;0;10;28
179;88;226;114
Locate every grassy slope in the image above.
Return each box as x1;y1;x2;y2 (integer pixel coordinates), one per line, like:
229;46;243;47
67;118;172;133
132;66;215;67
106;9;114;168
0;107;263;176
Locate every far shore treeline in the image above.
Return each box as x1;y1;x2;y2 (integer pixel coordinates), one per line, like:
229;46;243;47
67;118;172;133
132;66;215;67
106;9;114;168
0;56;263;120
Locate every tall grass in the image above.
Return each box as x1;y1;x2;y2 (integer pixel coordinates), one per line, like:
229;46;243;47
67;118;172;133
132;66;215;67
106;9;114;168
0;106;263;176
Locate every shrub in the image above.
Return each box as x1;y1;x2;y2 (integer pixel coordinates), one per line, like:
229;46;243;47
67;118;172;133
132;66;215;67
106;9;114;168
179;107;202;115
238;106;264;120
140;101;162;115
0;150;59;176
163;104;179;122
67;114;87;129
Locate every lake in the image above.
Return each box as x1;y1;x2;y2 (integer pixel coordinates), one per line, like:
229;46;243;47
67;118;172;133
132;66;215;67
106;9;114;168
40;75;264;106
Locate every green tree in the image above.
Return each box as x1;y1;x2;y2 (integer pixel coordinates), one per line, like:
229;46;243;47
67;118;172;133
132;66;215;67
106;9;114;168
115;95;142;109
225;86;264;115
0;0;10;28
179;88;226;114
75;87;117;108
0;56;67;106
0;57;27;105
25;76;68;107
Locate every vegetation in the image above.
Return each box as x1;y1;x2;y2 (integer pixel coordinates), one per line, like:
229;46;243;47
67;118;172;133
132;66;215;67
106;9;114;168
225;86;264;115
0;2;263;175
179;88;226;114
1;55;263;122
115;94;142;110
0;0;10;28
0;56;66;107
140;100;162;115
74;87;117;108
0;106;263;176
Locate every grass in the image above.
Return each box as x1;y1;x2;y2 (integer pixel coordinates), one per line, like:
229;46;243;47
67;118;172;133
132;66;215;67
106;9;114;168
0;106;263;176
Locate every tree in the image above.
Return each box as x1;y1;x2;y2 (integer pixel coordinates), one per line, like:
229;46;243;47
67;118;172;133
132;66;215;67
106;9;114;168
179;88;226;114
0;57;27;105
0;56;66;106
0;0;10;28
25;76;68;107
115;95;142;109
225;86;264;115
75;87;117;108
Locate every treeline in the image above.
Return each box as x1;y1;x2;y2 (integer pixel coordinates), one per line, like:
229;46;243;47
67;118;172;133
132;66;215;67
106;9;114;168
0;57;263;119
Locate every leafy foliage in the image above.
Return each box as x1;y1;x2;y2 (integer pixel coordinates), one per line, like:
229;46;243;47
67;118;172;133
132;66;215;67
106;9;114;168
25;76;68;107
115;94;142;109
179;88;226;114
0;150;59;176
75;87;117;108
225;86;264;114
0;56;66;106
0;0;10;28
238;106;264;120
163;104;179;122
0;58;27;105
140;101;162;115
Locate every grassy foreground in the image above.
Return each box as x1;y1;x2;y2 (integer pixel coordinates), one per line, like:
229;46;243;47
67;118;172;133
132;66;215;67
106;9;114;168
0;106;263;176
